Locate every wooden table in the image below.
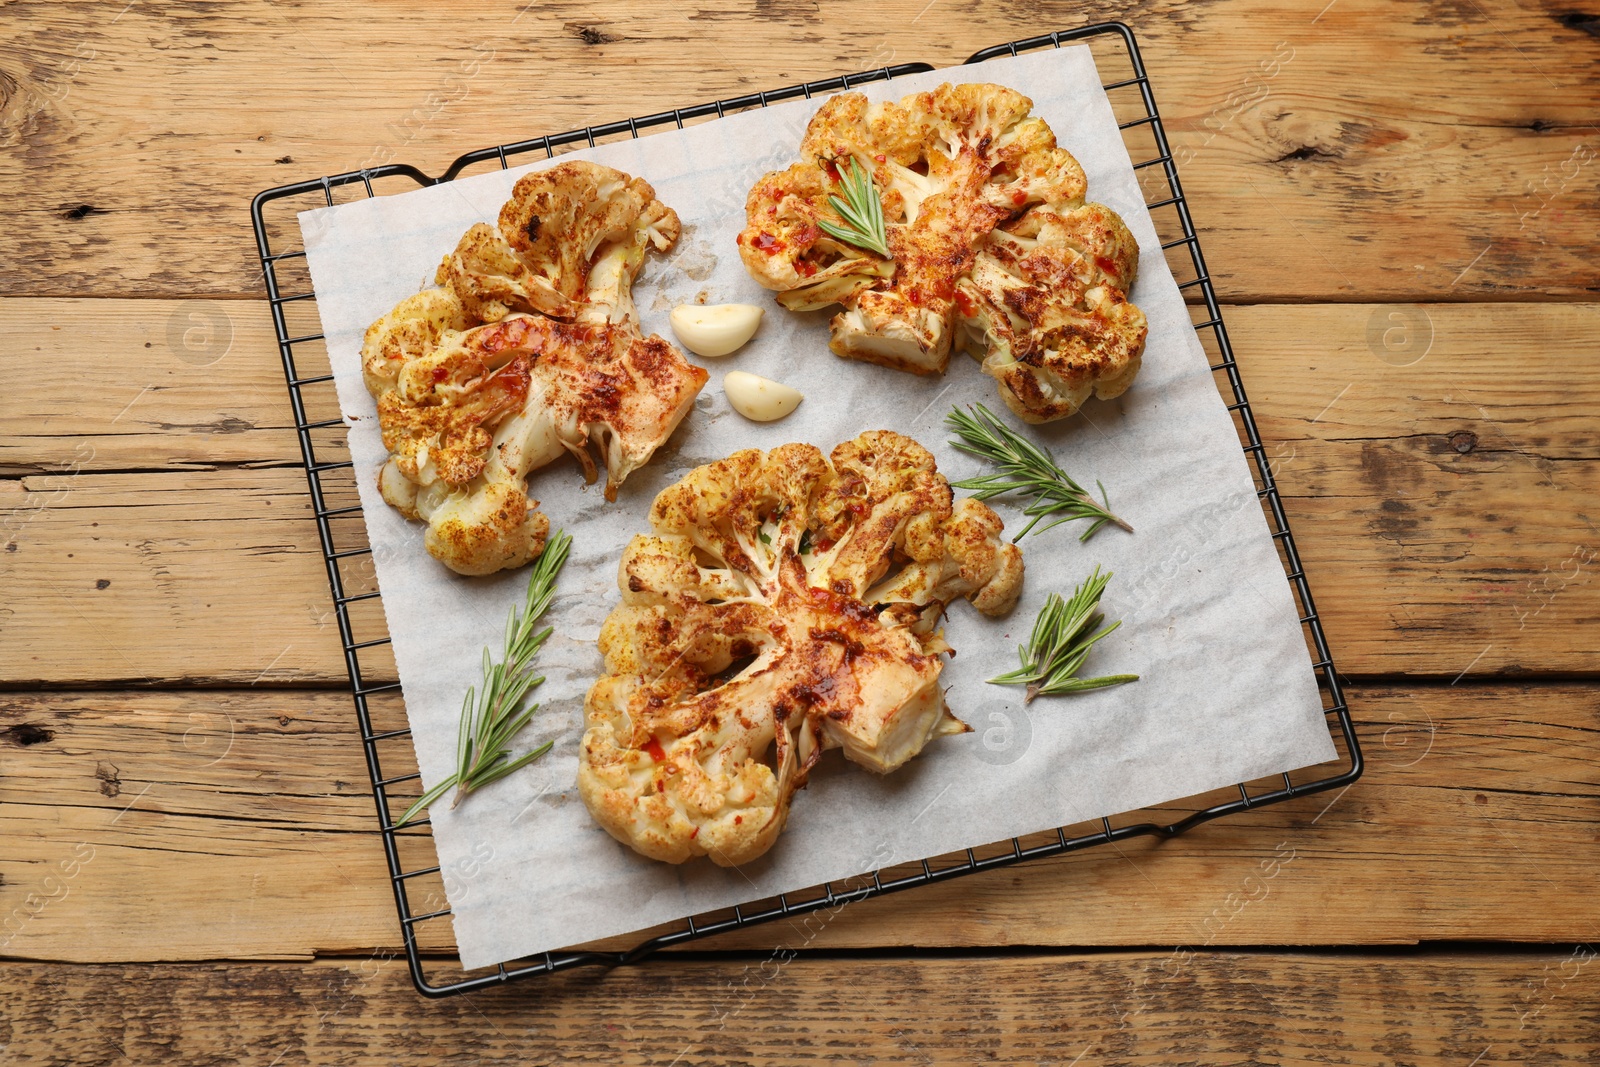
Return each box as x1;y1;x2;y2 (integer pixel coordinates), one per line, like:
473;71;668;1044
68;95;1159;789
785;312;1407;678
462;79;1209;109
4;1;1597;1061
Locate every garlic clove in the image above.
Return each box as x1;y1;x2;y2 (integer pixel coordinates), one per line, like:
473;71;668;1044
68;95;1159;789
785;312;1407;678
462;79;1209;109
723;371;802;422
670;303;764;358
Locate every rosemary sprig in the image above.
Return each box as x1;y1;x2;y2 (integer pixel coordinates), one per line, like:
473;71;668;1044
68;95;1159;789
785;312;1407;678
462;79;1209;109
817;156;891;259
989;567;1138;703
396;530;572;828
946;403;1132;543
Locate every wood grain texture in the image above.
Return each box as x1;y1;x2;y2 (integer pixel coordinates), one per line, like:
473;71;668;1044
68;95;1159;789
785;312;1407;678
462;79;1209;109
4;300;1595;684
3;951;1597;1064
1;0;1595;1050
0;0;1596;300
3;684;1595;963
1240;301;1600;678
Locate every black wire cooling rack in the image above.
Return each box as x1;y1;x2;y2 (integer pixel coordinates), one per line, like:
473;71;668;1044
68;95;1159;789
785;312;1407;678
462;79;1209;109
250;22;1362;998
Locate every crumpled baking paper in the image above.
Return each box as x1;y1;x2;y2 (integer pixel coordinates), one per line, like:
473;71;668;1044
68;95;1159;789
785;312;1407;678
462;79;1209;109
299;44;1338;970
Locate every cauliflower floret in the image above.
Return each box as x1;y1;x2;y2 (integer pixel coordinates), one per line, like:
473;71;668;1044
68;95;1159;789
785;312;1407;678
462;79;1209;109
739;83;1146;422
361;161;708;576
578;431;1024;866
361;286;471;397
959;202;1145;423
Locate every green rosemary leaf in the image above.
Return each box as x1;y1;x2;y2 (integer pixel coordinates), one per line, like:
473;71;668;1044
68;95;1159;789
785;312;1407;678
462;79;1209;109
395;774;459;831
817;156;891;259
987;567;1138;703
471;741;556;790
946;404;1132;543
1036;672;1142;697
394;529;573;828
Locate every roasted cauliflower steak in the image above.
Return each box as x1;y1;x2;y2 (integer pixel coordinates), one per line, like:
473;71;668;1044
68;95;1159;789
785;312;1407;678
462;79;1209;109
579;430;1025;866
738;82;1147;424
361;161;708;575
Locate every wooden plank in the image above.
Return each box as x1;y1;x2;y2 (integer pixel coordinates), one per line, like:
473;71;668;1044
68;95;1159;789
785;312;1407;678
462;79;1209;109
0;467;348;687
4;300;1596;682
0;297;297;474
1237;301;1600;678
3;951;1597;1062
3;684;1596;963
1;1;1597;300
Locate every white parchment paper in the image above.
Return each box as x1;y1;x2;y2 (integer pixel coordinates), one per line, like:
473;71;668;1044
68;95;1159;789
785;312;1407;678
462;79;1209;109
299;45;1338;970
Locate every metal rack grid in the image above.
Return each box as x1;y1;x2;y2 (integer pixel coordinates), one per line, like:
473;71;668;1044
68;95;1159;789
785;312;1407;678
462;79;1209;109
250;21;1361;998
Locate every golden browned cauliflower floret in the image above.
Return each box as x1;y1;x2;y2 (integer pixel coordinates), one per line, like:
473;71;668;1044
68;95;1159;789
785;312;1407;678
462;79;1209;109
578;430;1024;866
361;161;708;575
738;83;1147;424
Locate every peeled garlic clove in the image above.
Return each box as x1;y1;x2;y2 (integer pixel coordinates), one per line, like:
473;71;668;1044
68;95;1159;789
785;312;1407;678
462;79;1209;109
724;371;802;422
670;303;764;358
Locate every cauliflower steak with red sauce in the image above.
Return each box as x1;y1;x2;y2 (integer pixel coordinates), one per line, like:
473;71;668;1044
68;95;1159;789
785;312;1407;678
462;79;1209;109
361;161;709;575
739;82;1147;424
579;431;1024;866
